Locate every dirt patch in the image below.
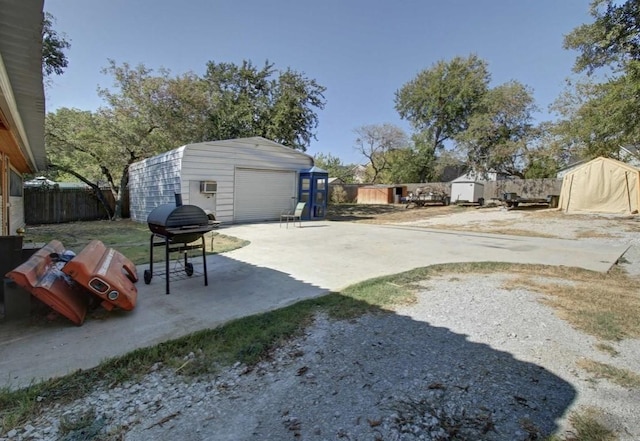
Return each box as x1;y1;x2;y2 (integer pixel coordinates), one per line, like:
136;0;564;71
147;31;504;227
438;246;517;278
327;204;468;224
329;204;638;243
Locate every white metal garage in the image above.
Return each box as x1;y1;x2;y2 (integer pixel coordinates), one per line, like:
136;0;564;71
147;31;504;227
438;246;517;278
128;137;314;224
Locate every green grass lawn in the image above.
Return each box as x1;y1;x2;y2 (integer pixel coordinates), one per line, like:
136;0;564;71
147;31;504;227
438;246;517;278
23;220;248;265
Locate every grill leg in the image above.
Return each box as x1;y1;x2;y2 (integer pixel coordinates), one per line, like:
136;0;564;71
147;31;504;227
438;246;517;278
201;235;208;287
165;240;170;295
149;234;155;275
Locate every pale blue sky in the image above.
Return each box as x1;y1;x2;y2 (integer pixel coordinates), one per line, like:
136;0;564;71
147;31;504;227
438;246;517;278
44;0;592;164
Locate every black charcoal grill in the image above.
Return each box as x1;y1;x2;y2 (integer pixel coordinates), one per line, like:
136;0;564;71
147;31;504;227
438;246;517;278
143;194;213;294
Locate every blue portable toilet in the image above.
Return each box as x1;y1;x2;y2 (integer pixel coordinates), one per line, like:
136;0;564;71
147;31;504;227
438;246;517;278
299;166;328;220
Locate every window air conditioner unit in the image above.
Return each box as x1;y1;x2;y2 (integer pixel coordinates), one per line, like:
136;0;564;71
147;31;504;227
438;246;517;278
200;181;217;193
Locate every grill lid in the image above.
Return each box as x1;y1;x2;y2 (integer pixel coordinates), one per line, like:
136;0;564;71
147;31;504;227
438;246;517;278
147;193;212;243
147;204;209;229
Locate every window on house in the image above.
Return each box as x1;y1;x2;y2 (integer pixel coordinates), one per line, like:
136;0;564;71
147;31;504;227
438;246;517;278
10;170;22;197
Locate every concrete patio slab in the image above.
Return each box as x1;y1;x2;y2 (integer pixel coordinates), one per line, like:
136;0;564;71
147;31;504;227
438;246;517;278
0;221;629;389
225;221;628;290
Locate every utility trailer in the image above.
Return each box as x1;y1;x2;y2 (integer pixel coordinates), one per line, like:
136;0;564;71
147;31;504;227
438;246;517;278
403;187;450;208
502;192;559;208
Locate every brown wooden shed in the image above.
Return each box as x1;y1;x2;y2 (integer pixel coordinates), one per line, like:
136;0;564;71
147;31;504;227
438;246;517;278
357;185;407;204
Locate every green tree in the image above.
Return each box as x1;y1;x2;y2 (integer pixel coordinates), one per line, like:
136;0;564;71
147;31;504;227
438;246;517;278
203;60;273;142
203;60;326;150
409;132;439;182
353;124;408;184
455;81;538;178
430;149;467;182
553;0;640;161
552;79;617;159
395;55;490;153
313;153;355;183
523;155;559;178
552;67;640;160
521;121;569;178
265;68;327;150
42;12;70;76
395;55;546;179
46;62;206;219
45;109;116;217
99;61;202;218
98;60;204;150
564;0;640;74
382;148;424;184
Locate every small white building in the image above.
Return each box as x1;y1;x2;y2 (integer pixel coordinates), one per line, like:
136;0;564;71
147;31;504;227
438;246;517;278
128;137;314;223
448;171;503;204
619;145;640;168
450;180;484;204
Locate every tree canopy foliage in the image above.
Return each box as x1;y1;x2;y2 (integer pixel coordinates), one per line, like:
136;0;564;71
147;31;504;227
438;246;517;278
353;124;409;184
202;60;325;149
395;55;490;153
554;0;640;162
46;59;326;218
455;81;539;178
42;12;70;77
564;0;640;74
390;55;547;179
312;153;357;183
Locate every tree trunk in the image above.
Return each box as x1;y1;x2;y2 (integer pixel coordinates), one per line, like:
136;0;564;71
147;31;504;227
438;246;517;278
48;163;114;219
114;164;130;220
49;164;113;219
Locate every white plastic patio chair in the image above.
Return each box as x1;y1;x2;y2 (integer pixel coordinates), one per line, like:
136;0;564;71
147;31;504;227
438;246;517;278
280;202;306;228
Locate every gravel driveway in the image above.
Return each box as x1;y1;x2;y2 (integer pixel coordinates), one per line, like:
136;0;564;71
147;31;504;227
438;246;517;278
5;208;639;441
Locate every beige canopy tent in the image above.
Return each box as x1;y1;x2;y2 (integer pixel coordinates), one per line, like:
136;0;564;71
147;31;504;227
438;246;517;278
558;156;640;214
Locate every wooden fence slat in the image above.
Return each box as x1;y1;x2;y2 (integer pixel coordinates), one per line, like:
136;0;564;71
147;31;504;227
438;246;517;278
329;179;563;204
24;187;130;225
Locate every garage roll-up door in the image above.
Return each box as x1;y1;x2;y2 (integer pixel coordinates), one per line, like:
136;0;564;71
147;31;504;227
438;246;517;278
235;168;296;222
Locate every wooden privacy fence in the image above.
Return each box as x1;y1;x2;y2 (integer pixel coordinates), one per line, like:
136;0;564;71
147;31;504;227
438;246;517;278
24;187;130;224
329;179;563;204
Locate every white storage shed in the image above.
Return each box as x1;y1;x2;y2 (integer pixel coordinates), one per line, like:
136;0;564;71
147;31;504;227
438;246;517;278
128;137;314;224
450;180;485;204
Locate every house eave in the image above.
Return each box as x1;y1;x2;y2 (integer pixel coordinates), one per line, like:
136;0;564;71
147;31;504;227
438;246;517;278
0;0;46;172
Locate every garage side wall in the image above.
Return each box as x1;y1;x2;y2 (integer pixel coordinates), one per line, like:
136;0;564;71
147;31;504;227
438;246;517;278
180;139;313;223
128;147;185;222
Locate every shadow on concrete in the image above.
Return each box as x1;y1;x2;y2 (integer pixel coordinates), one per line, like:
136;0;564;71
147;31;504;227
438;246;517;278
0;253;327;388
